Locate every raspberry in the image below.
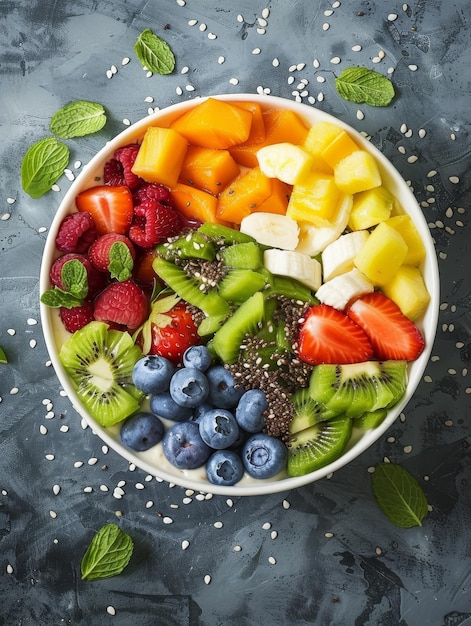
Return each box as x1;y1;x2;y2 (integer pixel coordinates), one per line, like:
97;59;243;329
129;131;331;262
55;212;97;253
129;199;183;248
60;300;95;333
93;279;149;330
104;158;125;186
133;182;173;206
115;144;141;188
50;253;107;298
88;233;136;273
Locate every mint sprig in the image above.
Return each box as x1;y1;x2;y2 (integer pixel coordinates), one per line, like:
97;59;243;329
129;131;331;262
40;259;88;309
335;67;396;107
371;462;429;528
0;346;7;364
50;100;107;139
21;137;70;199
81;523;134;581
134;28;175;75
108;241;134;281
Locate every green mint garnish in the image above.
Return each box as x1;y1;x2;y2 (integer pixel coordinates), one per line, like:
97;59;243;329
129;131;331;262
21;137;70;199
134;28;175;75
0;346;7;364
50;100;107;139
371;462;429;528
40;259;88;309
81;523;134;581
335;67;396;107
108;241;134;281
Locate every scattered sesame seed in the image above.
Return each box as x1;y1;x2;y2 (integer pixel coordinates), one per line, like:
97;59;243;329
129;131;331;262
6;564;13;574
176;0;186;6
318;92;324;101
330;56;341;64
403;445;413;454
372;56;381;64
182;497;192;504
100;485;109;492
258;17;268;27
208;32;217;40
324;532;334;538
204;574;212;584
1;213;10;220
272;58;280;67
74;461;84;468
176;86;183;95
185;85;195;91
356;109;365;120
7;329;15;335
122;118;131;126
262;8;270;19
53;484;61;495
162;516;173;524
407;155;419;163
229;78;239;85
6;197;15;204
271;530;278;539
268;556;277;565
352;45;362;52
45;454;55;461
332;1;340;7
408;64;418;71
323;23;330;31
181;66;189;74
106;606;116;616
252;48;261;55
375;546;382;555
296;63;306;71
388;13;398;21
214;521;223;529
218;56;225;64
313;58;320;68
418;128;427;138
449;175;460;184
40;425;47;435
367;466;375;473
121;57;130;65
182;540;190;550
233;545;242;552
237;14;244;23
262;522;272;530
282;499;290;510
49;510;57;519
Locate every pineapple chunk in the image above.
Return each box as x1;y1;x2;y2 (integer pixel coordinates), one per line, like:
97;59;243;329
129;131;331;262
334;150;382;195
382;265;430;320
385;214;426;266
348;186;394;230
286;171;342;223
321;129;360;168
257;142;313;185
302;121;339;174
131;127;188;187
354;221;408;286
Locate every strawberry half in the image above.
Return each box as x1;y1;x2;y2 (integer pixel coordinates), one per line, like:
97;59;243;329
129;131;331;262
76;185;134;236
297;303;373;365
347;292;425;361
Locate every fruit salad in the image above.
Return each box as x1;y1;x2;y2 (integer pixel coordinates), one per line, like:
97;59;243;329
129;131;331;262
41;96;434;489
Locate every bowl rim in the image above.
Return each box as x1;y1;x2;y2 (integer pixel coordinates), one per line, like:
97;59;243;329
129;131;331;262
39;93;440;496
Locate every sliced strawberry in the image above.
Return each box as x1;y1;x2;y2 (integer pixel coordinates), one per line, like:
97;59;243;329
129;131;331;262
135;295;200;365
297;303;373;365
347;292;425;361
88;233;136;280
93;279;149;331
76;185;134;236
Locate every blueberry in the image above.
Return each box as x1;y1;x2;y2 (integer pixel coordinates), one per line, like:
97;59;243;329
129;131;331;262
162;421;211;470
183;345;212;371
169;367;209;408
120;412;164;452
242;433;288;479
189;401;214;424
150;392;193;422
206;365;244;409
199;408;240;449
206;450;245;486
132;355;175;395
235;388;268;433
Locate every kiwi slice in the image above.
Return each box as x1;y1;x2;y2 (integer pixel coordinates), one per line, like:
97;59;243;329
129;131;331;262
218;269;267;303
59;321;144;427
263;273;317;304
220;242;263;270
211;291;265;363
156;231;216;262
287;416;353;477
152;257;230;318
289;388;336;435
354;409;388;430
197;222;255;244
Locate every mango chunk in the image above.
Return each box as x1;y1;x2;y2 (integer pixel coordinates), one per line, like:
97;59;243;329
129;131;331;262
321;129;360;169
334;150;382;195
348;186;394;230
131;127;188;187
217;167;273;224
179;146;240;195
382;265;430;320
385;214;426;266
169;182;222;224
286;171;342;223
354;221;408;286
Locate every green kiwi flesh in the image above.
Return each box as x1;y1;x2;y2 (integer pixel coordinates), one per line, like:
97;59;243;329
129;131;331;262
218;269;267;302
353;409;388;430
59;321;143;427
156;231;216;262
287;416;353;477
263;273;318;304
289;388;335;434
197;222;255;244
220;242;263;269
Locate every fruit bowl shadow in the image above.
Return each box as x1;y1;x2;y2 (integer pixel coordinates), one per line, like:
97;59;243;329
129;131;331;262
40;94;440;496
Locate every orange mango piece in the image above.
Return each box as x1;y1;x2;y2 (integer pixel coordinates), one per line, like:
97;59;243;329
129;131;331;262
169;182;224;224
170;98;253;149
179;146;240;195
229;109;310;168
131;126;188;187
233;101;266;144
217;167;280;224
255;178;291;216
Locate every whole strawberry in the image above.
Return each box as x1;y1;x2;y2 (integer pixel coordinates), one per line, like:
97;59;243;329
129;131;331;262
94;279;149;331
88;233;136;281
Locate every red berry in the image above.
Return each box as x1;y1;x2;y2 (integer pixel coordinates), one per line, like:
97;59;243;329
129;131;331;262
50;253;107;298
129;199;183;248
93;280;149;331
88;233;136;273
104;158;125;186
55;212;97;253
115;144;141;189
133;182;173;206
60;301;95;333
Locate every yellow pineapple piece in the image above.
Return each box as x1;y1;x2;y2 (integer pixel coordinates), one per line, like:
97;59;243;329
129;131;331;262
302;121;339;174
286;171;342;223
334;150;382;195
382;265;430;320
385;214;426;266
321;129;360;168
131;126;188;187
257;142;313;185
348;186;394;230
354;221;408;286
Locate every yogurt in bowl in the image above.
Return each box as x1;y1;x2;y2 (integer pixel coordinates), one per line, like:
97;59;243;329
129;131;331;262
40;94;439;496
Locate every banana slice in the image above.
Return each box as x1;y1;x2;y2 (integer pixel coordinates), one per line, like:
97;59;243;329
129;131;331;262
264;249;322;291
257;142;313;185
322;230;370;282
315;268;374;310
240;212;299;250
295;194;352;256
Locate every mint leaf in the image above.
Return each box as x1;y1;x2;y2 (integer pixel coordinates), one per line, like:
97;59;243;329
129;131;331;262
61;259;89;300
21;137;69;198
134;28;175;75
335;67;395;107
108;241;134;281
81;523;134;581
50;100;107;139
40;288;83;309
371;462;429;528
0;346;7;364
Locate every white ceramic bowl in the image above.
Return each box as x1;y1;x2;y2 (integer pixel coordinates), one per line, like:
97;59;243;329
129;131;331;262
40;94;439;496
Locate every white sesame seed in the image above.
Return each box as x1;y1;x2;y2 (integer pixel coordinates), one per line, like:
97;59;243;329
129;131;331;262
122;118;131;126
204;575;212;585
388;13;398;21
323;23;330;31
106;69;113;79
52;184;60;192
111;64;117;74
6;197;15;204
397;146;406;154
53;484;61;495
99;485;109;492
176;86;183;95
282;500;290;510
233;545;242;552
214;521;223;529
296;63;306;71
236;14;244;23
198;22;207;32
50;510;57;519
6;564;13;574
7;328;15;335
378;50;386;59
163;516;173;524
356;109;365;120
324;9;334;16
40;425;48;435
407;155;419;163
262;8;270;19
185;85;195;91
252;48;261;55
352;45;362;52
387;67;395;74
316;75;326;83
268;556;277;564
403;445;413;454
313;58;320;68
188;19;197;26
317;92;324;101
146;71;153;78
83;486;93;493
181;66;189;74
372;56;381;64
271;530;278;539
375;546;382;555
449;176;460;184
74;461;84;468
45;454;55;461
332;1;340;7
419;128;427;138
408;64;418;71
182;497;192;504
229;78;239;85
324;532;334;538
330;56;341;64
262;522;272;530
1;213;10;220
121;57;130;65
208;32;217;40
106;606;116;616
218;56;225;64
176;0;186;6
182;540;190;550
258;17;268;27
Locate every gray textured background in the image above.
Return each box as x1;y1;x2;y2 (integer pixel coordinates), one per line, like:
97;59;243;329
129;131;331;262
0;1;470;624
